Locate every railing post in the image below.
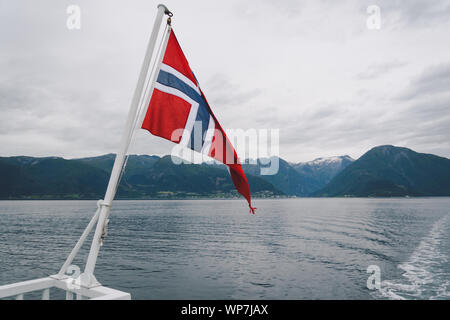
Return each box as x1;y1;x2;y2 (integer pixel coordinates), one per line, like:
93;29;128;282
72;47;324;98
42;288;50;300
16;294;23;300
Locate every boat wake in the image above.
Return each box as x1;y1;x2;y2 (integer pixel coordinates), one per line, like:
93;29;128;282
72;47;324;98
376;215;450;300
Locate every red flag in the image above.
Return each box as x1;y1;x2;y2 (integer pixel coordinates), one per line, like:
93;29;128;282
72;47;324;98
142;29;256;213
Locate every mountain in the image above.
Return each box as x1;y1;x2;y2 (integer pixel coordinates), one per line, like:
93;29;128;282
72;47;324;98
291;155;354;193
0;156;110;199
5;146;447;199
314;145;450;197
116;155;282;198
77;154;161;181
241;157;312;196
237;155;353;196
0;154;282;199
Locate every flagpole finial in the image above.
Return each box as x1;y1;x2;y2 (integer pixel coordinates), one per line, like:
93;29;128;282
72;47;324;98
157;4;173;17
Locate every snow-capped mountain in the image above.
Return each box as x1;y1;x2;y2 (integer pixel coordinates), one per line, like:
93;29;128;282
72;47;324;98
304;155;354;166
291;155;355;193
233;155;355;196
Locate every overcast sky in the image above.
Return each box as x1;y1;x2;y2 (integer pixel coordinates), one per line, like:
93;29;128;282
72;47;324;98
1;0;449;162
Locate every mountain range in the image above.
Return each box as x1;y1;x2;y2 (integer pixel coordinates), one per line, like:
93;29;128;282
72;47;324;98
240;155;354;196
314;145;450;197
0;155;281;200
1;145;449;199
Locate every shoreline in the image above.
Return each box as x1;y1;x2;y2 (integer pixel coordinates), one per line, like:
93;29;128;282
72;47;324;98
2;196;450;201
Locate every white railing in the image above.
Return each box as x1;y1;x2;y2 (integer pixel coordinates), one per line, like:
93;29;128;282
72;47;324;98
0;276;131;300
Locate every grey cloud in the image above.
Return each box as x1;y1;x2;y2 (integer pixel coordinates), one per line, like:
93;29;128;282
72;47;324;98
387;0;450;26
360;0;450;28
405;95;450;122
356;60;407;80
307;104;344;121
206;73;262;107
398;62;450;100
1;1;449;162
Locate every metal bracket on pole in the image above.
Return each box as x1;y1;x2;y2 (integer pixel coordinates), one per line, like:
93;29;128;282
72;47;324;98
99;201;111;246
158;4;172;17
158;3;173;25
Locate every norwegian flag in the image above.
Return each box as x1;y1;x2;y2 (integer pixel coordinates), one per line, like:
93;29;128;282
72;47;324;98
141;29;256;214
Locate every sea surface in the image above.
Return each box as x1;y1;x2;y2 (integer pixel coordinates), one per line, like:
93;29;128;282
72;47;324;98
0;198;449;300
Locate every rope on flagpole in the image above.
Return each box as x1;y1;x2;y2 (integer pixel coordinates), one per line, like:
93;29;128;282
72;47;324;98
95;9;171;247
122;24;169;159
107;7;173;215
131;23;169;137
100;21;171;245
117;15;171;190
113;10;172;207
133;10;172;135
81;5;172;287
133;8;173;138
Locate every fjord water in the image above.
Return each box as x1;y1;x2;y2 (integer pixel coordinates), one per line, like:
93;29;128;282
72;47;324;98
0;198;449;300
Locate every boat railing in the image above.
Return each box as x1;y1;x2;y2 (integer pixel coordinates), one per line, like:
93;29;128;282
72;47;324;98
0;276;130;300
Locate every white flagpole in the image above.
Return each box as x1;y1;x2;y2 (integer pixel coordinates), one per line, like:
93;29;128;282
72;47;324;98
136;24;172;130
81;4;171;287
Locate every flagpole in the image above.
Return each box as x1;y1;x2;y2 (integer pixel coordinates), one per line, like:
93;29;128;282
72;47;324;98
136;23;173;130
81;4;171;288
